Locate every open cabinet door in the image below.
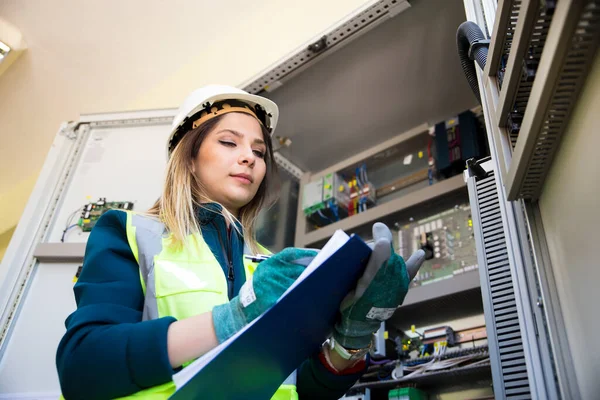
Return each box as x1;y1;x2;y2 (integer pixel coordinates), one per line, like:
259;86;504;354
462;0;599;398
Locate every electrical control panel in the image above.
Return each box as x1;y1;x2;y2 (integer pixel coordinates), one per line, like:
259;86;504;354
302;178;325;213
302;173;352;226
79;198;134;231
434;110;488;179
394;203;478;288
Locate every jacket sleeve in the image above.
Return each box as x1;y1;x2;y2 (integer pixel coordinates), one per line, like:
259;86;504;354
56;210;177;400
296;351;367;399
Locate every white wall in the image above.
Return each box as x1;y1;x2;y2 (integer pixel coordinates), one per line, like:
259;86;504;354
538;51;600;399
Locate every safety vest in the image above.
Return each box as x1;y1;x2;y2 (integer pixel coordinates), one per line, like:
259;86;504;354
112;212;298;399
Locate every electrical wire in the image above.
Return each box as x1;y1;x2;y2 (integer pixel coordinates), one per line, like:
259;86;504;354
369;358;393;365
362;164;370;212
317;210;333;224
355;165;369;213
61;224;80;242
427;137;433;160
402;353;489;377
65;207;81;228
329;199;340;221
355;167;363;190
61;206;83;242
362;345;490;384
466;358;491;367
427;138;435;185
361;163;368;185
376;368;392;381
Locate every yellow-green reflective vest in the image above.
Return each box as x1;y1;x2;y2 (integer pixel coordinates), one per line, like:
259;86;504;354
112;212;298;399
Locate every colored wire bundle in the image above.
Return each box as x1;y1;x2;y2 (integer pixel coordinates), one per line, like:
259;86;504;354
61;207;82;242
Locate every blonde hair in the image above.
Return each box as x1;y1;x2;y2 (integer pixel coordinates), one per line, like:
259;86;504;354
147;114;279;253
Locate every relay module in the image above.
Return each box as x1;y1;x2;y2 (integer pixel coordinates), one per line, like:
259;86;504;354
393;203;478;288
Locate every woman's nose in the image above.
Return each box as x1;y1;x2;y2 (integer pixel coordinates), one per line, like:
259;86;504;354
238;147;256;165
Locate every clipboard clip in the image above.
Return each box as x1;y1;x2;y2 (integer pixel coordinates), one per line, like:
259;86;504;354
244;254;272;263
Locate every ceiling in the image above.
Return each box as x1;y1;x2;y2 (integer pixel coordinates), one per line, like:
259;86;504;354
265;0;478;172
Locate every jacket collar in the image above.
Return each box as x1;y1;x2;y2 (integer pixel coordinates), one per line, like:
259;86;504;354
196;203;223;225
195;203;243;232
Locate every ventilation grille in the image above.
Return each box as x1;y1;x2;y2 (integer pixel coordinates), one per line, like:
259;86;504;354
497;0;523;89
507;4;555;148
243;0;409;94
518;1;599;198
474;173;532;399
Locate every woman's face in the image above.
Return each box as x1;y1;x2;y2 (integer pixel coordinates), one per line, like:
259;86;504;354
194;113;268;215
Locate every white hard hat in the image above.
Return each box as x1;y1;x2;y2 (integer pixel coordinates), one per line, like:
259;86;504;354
167;84;279;156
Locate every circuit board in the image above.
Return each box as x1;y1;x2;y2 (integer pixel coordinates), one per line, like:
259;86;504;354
78;198;134;232
393;203;478;288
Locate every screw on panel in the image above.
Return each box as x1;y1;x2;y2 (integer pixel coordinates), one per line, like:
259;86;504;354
307;36;328;54
58;121;78;140
536;297;543;308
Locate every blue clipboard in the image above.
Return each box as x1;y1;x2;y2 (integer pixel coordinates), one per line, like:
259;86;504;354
171;234;371;400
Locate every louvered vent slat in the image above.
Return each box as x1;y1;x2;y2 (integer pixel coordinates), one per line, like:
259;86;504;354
471;171;531;397
506;3;556;148
518;1;600;199
506;394;532;400
506;387;532;396
498;1;524;89
499;0;600;200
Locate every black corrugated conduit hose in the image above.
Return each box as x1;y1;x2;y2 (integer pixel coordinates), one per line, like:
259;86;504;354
456;21;489;105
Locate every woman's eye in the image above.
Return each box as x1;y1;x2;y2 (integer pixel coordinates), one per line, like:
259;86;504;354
219;141;236;147
253;150;265;159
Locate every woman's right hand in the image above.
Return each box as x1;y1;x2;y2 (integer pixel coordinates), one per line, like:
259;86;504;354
212;248;318;343
332;223;425;350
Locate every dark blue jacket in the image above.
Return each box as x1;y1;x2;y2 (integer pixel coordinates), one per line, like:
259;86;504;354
56;207;364;399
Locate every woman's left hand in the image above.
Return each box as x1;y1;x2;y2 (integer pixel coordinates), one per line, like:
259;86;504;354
212;248;317;343
332;222;425;350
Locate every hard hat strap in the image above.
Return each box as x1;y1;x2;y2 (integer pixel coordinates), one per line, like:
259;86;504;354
192;103;261;129
169;99;271;156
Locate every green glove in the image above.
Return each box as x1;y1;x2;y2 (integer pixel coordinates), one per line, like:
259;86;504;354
212;247;317;343
333;223;425;349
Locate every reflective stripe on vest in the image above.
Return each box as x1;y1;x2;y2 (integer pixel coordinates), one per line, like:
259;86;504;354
116;212;296;400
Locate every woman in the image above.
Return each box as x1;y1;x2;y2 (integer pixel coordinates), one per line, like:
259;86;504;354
56;85;423;399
